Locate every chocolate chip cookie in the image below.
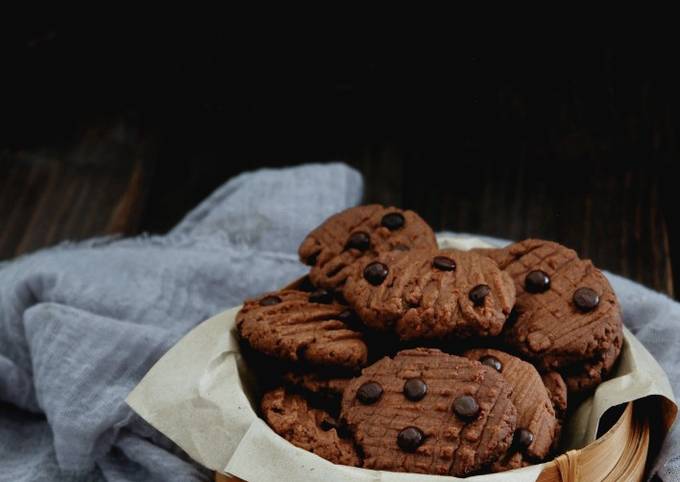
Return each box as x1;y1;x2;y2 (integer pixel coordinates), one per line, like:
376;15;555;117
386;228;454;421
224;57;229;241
343;249;516;340
476;239;623;393
464;348;560;471
340;348;517;476
261;388;360;466
236;290;368;370
560;337;623;394
299;205;437;289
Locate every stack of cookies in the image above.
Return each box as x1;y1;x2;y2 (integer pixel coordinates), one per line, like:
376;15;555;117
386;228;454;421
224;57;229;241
235;205;623;476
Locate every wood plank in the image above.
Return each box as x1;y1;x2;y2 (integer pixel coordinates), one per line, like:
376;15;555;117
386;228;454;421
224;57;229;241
0;122;152;260
349;146;674;298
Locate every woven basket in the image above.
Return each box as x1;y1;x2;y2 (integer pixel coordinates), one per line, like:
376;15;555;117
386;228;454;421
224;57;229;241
215;400;649;482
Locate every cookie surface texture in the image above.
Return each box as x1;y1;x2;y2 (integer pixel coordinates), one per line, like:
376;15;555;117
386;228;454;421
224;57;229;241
261;388;360;466
477;239;623;393
541;371;568;420
299;205;437;289
283;371;350;397
344;249;516;340
341;348;517;476
236;289;367;369
464;348;560;470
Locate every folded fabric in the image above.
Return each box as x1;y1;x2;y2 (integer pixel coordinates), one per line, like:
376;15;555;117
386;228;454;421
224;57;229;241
0;163;362;481
1;162;678;481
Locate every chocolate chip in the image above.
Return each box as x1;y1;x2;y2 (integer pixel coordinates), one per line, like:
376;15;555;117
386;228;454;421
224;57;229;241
397;426;424;452
403;378;428;401
319;419;337;432
432;256;456;271
305;253;318;266
259;295;282;306
453;395;480;419
480;355;502;372
357;382;383;404
364;262;389;286
469;285;491;307
345;232;370;251
309;288;334;304
525;270;551;293
573;287;600;312
381;212;405;230
514;428;534;450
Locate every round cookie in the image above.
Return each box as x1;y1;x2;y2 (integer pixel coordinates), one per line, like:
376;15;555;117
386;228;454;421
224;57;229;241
261;388;360;466
299;205;437;290
464;348;560;471
476;239;623;394
236;289;368;370
340;348;517;476
343;248;516;340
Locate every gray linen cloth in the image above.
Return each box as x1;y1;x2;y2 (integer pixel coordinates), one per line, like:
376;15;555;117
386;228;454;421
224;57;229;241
0;162;678;481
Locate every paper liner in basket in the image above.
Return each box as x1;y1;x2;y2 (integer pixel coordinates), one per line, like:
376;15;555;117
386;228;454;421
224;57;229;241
126;236;677;482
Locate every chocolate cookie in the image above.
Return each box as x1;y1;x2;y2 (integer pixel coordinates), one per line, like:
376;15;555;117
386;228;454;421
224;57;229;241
541;372;568;420
283;372;350;398
236;290;368;370
340;348;517;476
299;205;437;289
476;239;623;393
464;349;560;471
282;372;351;416
261;388;360;466
343;249;516;340
560;336;622;394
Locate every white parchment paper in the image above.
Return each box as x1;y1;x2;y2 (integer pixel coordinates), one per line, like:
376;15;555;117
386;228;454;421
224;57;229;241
126;236;676;481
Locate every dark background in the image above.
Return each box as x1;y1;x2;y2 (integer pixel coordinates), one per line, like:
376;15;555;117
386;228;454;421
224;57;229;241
1;24;678;298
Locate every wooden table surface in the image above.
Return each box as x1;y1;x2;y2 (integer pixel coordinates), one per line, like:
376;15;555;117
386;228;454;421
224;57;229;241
0;121;675;299
2;39;679;300
0;127;676;301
